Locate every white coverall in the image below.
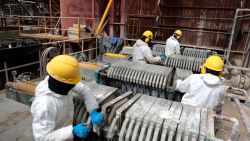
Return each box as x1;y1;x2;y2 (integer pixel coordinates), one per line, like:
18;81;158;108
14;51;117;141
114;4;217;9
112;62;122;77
165;36;180;57
31;76;98;141
176;73;224;108
132;39;161;64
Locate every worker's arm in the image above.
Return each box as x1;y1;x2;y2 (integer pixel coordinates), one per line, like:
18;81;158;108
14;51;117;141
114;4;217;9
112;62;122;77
31;99;74;141
175;43;181;55
218;85;225;104
165;41;170;57
176;75;194;93
72;83;98;112
143;46;161;63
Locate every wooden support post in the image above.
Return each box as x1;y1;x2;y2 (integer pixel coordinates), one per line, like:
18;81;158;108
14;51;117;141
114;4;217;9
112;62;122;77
4;62;9;83
81;40;84;54
49;0;52;34
63;42;66;54
120;0;126;38
44;17;47;35
38;17;40;33
109;1;114;36
18;17;21;34
92;0;95;28
96;37;98;58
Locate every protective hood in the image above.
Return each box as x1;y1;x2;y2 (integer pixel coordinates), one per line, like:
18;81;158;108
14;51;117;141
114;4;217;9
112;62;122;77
134;39;148;48
35;76;51;97
170;36;178;41
201;74;221;86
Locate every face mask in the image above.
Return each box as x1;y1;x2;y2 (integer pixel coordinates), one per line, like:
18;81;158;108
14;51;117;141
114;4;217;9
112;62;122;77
48;76;75;95
148;41;153;48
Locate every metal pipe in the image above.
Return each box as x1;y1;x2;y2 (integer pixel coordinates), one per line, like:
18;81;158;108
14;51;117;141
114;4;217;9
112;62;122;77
237;14;250;18
95;0;113;36
224;65;250;72
0;61;39;73
226;8;250;62
234;98;250;139
213;114;239;141
225;86;250;103
226;93;247;101
41;37;96;45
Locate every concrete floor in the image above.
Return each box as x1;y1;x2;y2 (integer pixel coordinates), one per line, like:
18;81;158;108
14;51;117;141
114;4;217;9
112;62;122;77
217;98;250;141
0;91;33;141
0;90;250;141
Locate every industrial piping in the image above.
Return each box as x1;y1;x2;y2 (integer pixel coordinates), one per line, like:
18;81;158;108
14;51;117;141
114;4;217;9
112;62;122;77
224;86;250;103
234;98;250;140
95;0;113;36
213;114;239;141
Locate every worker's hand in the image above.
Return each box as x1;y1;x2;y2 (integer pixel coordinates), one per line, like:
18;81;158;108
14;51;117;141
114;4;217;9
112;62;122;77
73;123;90;139
90;110;104;125
160;54;166;61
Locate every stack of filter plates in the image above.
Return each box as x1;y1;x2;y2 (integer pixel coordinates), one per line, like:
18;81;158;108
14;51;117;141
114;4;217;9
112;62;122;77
107;60;174;98
172;68;193;87
73;81;118;125
164;55;205;72
183;48;211;58
108;94;215;141
152;44;165;53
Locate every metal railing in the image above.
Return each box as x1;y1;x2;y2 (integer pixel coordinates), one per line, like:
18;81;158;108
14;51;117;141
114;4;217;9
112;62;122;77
0;37;99;86
17;16;100;41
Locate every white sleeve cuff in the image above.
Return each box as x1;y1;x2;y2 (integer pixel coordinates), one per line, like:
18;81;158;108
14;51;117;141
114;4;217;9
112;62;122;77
176;79;182;90
58;125;74;140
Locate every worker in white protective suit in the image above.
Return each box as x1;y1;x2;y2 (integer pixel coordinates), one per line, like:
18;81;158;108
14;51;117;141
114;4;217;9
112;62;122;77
176;55;225;108
133;30;166;64
165;30;182;57
31;55;104;141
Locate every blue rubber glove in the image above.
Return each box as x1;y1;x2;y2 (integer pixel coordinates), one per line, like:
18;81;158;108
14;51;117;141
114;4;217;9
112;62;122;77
160;54;166;61
73;124;90;139
90;110;104;125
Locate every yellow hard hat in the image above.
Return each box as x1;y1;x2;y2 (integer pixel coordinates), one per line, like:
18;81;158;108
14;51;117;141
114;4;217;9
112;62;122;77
142;30;153;42
46;55;82;84
201;55;224;74
174;30;182;36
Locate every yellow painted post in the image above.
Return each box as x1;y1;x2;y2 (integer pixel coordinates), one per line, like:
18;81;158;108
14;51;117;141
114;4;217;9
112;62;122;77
95;0;113;36
78;17;80;42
